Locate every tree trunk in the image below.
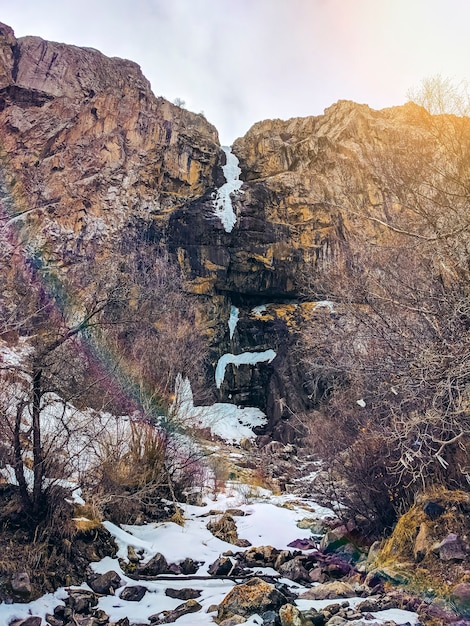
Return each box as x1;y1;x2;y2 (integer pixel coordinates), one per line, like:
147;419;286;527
31;367;43;516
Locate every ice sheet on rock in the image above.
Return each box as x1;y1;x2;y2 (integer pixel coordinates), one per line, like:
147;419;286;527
228;305;239;340
171;375;266;443
213;146;243;232
215;350;277;389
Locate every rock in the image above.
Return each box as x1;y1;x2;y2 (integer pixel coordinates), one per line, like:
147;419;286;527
242;545;280;568
287;539;316;550
9;618;42;626
438;533;467;561
261;610;282;625
219;617;248;625
207;513;251;547
119;585;148;601
179;557;199;575
423;500;445;520
208;556;234;576
451;582;470;615
279;603;324;625
217;577;289;622
88;570;123;594
66;589;99;613
10;572;32;596
299;581;356;600
308;566;325;583
45;615;63;626
149;599;202;624
413;522;432;562
323;617;347;626
127;546;140;563
138;552;169;575
278;557;310;583
165;587;202;600
320;528;350;553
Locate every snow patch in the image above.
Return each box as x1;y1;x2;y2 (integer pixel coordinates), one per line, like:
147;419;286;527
172;375;266;443
215;350;276;389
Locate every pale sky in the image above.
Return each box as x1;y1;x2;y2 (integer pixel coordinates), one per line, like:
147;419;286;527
1;0;469;144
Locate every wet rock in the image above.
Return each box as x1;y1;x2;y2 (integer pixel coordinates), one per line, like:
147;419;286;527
165;587;202;600
88;570;123;595
11;572;32;596
149;599;202;624
217;576;289;622
438;533;467;561
299;581;356;600
119;585;148;601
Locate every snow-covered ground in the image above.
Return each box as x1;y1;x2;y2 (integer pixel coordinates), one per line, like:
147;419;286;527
0;485;419;625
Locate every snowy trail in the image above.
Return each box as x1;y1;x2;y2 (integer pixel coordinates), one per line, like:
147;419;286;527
213;146;243;232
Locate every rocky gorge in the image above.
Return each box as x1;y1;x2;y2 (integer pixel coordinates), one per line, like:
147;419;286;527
0;21;469;626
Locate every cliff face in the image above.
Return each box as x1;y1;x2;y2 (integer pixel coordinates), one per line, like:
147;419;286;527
0;22;222;268
1;24;465;441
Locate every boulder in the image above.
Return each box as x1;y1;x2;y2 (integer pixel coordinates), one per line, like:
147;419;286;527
242;545;280;568
451;582;470;615
278;558;310;583
217;577;289;622
279;603;323;625
165;587;202;600
88;570;122;594
11;572;32;596
66;589;98;613
138;552;169;575
119;585;148;601
207;513;251;547
219;617;248;626
179;557;199;575
438;533;467;561
9;618;42;626
208;556;234;576
299;581;356;600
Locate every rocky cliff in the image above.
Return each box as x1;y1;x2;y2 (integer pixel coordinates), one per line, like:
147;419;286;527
1;23;465;442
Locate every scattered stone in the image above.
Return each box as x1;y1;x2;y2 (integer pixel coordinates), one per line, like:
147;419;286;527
138;552;169;575
11;572;32;596
165;587;202;600
217;577;289;622
438;533;467;561
299;581;356;600
88;570;123;594
308;567;325;583
274;550;292;570
279;603;309;625
149;599;202;624
296;518;327;535
119;585;148;601
45;615;63;626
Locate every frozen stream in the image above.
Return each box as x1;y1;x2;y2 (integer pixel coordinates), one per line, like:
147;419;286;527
213;146;243;232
